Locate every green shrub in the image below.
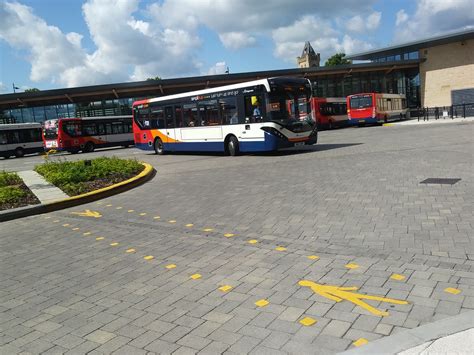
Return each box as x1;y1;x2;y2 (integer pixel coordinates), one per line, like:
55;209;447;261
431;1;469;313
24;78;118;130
0;186;27;204
0;171;22;187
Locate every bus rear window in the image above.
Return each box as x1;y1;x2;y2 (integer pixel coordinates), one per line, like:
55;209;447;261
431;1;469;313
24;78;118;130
350;96;373;109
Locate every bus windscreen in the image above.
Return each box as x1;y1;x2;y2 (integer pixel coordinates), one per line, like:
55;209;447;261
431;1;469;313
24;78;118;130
350;95;373;109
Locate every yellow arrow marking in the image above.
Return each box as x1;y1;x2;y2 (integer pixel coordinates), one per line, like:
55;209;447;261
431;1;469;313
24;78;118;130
71;210;102;218
299;280;408;317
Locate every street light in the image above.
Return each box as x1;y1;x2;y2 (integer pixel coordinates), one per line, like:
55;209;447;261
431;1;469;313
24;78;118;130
12;83;20;93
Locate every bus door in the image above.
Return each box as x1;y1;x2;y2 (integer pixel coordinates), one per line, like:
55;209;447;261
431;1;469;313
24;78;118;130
164;106;181;149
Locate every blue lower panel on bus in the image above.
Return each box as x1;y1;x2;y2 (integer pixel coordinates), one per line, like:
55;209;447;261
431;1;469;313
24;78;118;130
348;117;378;125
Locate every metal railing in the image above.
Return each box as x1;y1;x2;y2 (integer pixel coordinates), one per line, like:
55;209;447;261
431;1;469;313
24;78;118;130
410;103;474;121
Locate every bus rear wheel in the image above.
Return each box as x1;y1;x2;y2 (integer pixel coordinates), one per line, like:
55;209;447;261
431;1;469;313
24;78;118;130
15;147;25;158
154;138;165;155
83;142;95;153
227;136;239;156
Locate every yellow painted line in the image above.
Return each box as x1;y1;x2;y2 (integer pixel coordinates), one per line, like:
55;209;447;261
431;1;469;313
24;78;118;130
255;299;269;307
218;285;232;292
139;213;147;216
110;242;119;246
154;216;161;220
345;263;359;269
299;317;317;326
95;237;104;241
128;209;134;213
307;255;319;260
248;239;258;244
203;228;213;232
185;223;193;227
224;233;235;238
106;204;113;207
44;216;51;219
53;220;60;223
390;274;406;281
96;202;103;205
83;232;91;236
144;255;154;260
190;273;202;280
383;123;394;127
275;246;287;251
116;207;122;210
169;220;177;223
298;280;408;317
165;264;177;269
444;287;461;295
62;223;70;227
71;210;101;218
126;248;136;253
72;227;80;231
353;338;369;347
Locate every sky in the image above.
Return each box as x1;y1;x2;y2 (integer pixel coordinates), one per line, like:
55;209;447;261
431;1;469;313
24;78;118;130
0;0;473;93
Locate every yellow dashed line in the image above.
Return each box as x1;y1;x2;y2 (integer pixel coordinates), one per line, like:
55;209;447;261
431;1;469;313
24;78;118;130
169;220;177;223
62;224;70;227
275;246;287;251
224;233;235;238
345;263;359;269
307;255;319;260
154;216;161;220
299;317;317;326
353;338;369;347
53;220;60;223
95;237;104;241
255;299;269;307
248;240;258;244
83;232;91;236
110;242;119;246
218;285;232;292
139;213;147;216
185;223;194;227
390;274;405;281
106;204;112;207
144;255;154;260
203;228;213;232
126;248;136;253
116;207;122;210
165;264;177;269
190;274;202;280
44;216;51;219
128;209;134;213
72;227;80;231
444;287;461;295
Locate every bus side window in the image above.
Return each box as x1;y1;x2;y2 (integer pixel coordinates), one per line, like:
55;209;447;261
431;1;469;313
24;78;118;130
182;104;197;127
150;107;165;129
220;97;237;125
244;95;263;122
0;132;7;144
7;131;20;144
106;123;112;135
97;123;106;135
165;107;174;128
175;106;183;127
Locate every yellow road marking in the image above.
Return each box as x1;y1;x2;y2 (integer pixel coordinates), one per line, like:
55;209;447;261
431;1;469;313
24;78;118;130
353;338;369;347
144;255;154;260
71;210;102;218
83;232;91;236
255;299;269;307
248;240;258;244
190;274;202;279
383;123;394;126
275;246;287;251
126;248;136;253
116;207;122;210
53;220;60;223
224;233;235;238
299;280;408;316
307;255;319;260
390;274;406;281
128;209;134;212
97;202;102;205
185;223;194;227
203;228;213;232
345;263;359;269
165;264;177;269
62;224;70;227
219;285;232;292
110;242;119;246
139;213;147;216
72;227;80;231
106;204;113;207
299;317;317;326
169;220;177;223
44;216;51;219
95;237;104;241
154;216;161;220
444;287;461;295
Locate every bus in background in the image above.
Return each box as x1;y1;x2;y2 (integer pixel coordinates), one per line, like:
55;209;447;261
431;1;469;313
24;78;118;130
43;116;133;154
132;77;317;156
347;93;408;125
0;123;44;159
312;97;348;129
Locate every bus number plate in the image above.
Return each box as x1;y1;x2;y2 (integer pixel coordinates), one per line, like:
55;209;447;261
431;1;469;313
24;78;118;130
294;142;305;147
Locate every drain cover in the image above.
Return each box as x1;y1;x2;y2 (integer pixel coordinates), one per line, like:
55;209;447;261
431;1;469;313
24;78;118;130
420;178;461;185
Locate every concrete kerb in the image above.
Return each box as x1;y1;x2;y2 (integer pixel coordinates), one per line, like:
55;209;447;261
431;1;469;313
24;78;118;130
338;310;474;355
0;162;155;223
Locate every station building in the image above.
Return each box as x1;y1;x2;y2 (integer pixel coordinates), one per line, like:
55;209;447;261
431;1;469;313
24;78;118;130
0;29;472;124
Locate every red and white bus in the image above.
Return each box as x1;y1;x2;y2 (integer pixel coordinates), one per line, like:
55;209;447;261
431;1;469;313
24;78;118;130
347;93;408;125
43;116;133;153
312;97;348;129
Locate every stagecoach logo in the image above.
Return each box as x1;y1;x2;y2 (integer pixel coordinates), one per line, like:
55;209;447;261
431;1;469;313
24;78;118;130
242;89;254;93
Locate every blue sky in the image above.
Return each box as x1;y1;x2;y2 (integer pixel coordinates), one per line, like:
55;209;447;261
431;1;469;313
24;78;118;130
0;0;472;93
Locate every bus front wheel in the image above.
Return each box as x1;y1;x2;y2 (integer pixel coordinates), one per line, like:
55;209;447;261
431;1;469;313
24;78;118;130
154;138;165;155
84;142;95;153
227;136;239;156
15;147;25;158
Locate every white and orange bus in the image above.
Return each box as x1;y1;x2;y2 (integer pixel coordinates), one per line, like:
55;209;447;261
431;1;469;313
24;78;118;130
43;116;133;154
347;93;408;125
312;97;348;129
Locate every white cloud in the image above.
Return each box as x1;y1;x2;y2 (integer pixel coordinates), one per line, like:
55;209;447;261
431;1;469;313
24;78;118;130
395;9;408;26
0;82;7;94
219;32;256;50
394;0;474;43
346;11;381;33
207;61;228;75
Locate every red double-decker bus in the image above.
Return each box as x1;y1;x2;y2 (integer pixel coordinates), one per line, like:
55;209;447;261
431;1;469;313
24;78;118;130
311;97;348;129
43;116;133;154
347;93;408;125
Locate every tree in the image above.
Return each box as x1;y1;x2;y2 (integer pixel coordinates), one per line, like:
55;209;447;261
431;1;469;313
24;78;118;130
24;88;40;92
324;53;351;66
146;77;161;81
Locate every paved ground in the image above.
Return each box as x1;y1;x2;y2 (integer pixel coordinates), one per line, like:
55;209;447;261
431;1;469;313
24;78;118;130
1;121;473;354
